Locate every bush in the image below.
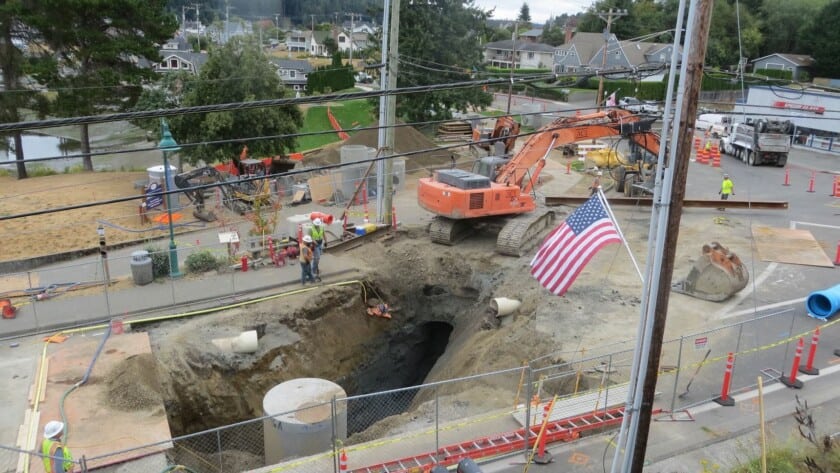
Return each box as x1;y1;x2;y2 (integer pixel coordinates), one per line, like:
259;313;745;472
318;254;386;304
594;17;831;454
185;250;221;273
145;246;170;278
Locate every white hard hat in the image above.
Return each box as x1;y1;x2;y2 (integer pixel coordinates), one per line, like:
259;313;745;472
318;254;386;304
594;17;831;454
44;421;64;439
303;235;313;243
313;218;323;226
723;174;729;178
597;171;603;176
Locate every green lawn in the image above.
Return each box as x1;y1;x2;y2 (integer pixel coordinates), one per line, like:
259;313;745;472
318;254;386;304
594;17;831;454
296;99;375;151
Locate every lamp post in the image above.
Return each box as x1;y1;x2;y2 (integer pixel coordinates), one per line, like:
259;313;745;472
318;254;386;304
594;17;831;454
158;118;182;278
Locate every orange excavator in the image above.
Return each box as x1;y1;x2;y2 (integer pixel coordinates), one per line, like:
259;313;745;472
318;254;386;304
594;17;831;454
473;115;521;155
418;109;661;255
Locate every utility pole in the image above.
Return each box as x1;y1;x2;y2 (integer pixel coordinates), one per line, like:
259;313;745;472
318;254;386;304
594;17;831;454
346;13;356;65
275;13;281;43
225;1;230;44
595;8;628;110
376;0;400;226
311;14;315;34
181;5;187;32
606;1;715;472
506;22;518;114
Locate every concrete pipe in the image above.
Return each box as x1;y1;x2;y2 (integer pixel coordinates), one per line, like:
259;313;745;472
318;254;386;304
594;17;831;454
212;330;259;353
491;297;522;317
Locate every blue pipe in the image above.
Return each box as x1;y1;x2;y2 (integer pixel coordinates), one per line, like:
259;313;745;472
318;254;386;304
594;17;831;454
806;283;840;320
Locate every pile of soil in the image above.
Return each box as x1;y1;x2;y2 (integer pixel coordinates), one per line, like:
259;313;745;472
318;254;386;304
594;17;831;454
104;353;164;411
307;125;451;172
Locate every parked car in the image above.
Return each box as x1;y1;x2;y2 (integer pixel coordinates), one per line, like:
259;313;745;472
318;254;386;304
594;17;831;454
618;97;661;116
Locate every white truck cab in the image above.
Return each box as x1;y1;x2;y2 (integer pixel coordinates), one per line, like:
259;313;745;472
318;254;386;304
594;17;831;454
695;113;732;137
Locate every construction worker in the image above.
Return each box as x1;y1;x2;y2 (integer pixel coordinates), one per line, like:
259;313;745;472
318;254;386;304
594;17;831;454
589;170;602;196
309;218;327;281
299;235;316;285
718;174;735;210
42;421;73;473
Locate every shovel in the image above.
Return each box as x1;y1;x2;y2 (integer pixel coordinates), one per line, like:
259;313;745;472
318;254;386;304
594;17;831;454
678;349;712;399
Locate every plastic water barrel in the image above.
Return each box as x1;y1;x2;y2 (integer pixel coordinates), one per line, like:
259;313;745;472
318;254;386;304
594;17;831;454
130;250;154;286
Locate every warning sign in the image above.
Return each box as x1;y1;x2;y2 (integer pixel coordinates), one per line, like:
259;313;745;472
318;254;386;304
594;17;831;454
694;337;708;351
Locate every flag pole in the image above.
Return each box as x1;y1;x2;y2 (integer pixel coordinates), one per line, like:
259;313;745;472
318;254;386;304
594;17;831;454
597;189;643;281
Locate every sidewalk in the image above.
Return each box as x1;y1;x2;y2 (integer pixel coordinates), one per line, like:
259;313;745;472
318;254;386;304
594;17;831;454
0;246;364;338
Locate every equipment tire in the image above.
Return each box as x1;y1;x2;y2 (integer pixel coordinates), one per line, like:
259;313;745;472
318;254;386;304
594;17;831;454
747;151;756;166
624;176;633;197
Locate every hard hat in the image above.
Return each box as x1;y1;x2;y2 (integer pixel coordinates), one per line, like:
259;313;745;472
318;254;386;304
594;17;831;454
303;235;313;243
313;218;323;226
597;171;603;176
723;174;729;178
44;421;64;439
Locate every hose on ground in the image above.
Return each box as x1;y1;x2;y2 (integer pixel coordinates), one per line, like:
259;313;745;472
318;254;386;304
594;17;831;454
58;323;112;443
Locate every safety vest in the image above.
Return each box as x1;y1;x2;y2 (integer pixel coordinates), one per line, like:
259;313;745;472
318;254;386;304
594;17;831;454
310;225;325;241
42;439;73;473
721;179;734;195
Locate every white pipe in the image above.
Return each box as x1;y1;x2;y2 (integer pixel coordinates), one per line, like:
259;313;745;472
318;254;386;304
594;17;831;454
212;330;259;354
491;297;522;317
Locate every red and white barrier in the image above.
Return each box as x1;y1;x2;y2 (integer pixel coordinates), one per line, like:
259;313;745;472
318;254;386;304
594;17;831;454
713;352;735;406
781;338;805;389
799;328;820;376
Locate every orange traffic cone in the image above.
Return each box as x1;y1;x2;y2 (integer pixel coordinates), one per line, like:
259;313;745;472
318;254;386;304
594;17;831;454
339;449;348;472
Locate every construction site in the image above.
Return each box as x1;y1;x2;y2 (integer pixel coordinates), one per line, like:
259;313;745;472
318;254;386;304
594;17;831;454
2;99;840;473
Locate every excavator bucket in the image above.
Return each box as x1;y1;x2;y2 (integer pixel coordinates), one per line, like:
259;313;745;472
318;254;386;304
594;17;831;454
672;242;749;302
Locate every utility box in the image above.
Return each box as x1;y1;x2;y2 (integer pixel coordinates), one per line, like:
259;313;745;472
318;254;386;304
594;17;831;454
130;250;154;286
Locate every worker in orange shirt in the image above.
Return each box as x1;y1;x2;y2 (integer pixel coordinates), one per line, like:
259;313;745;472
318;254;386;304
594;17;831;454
299;236;316;285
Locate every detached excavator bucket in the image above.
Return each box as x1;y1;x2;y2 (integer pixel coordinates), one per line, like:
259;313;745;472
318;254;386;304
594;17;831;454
672;242;749;302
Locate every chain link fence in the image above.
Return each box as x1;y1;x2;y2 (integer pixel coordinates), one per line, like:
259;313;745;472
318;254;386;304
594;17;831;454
3;309;839;473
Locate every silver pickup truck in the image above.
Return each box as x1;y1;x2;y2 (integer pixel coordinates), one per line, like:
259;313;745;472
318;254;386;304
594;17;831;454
618;97;661;116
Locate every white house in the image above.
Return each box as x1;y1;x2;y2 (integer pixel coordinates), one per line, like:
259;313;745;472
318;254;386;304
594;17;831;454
271;58;313;91
483;40;556;69
154;36;207;75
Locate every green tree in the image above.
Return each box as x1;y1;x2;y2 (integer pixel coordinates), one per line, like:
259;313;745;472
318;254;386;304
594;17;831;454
576;0;637;40
0;1;50;179
391;1;493;122
33;0;177;172
705;0;762;69
132;72;195;132
759;0;828;56
323;37;339;56
517;2;532;29
800;0;840;77
167;36;303;166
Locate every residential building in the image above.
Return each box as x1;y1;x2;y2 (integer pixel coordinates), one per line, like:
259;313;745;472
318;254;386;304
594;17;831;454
284;30;331;56
518;28;543;43
483;40;556;69
271;58;313;91
553;31;677;79
751;53;814;81
153;35;207;75
206;20;253;44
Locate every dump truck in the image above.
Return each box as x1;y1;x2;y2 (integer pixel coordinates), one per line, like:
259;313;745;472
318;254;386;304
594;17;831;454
720;118;792;167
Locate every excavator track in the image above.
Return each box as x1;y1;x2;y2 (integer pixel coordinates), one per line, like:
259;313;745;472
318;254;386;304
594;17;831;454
429;217;474;245
496;209;556;256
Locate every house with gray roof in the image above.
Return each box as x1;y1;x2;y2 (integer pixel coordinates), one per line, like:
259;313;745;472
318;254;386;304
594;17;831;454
284;30;331;57
554;32;678;78
271;58;313;91
154;35;207;75
483;40;556;69
751;53;814;80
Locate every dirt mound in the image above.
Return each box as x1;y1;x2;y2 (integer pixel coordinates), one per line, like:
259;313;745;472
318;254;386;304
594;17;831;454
104;353;164;411
307;125;450;172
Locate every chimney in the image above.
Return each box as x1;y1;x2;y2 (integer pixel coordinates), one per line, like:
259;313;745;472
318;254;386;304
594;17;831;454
564;21;575;44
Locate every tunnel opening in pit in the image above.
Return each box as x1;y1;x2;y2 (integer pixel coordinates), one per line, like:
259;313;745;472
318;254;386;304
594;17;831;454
344;321;454;434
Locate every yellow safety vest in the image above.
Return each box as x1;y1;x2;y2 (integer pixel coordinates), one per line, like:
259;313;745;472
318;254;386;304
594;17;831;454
42;439;73;473
310;225;325;241
721;179;734;195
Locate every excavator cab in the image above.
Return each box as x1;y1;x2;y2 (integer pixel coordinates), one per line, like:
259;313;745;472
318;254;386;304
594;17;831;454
472;156;510;181
234;159;271;205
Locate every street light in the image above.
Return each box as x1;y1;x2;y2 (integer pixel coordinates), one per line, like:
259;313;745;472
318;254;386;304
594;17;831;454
158;118;182;278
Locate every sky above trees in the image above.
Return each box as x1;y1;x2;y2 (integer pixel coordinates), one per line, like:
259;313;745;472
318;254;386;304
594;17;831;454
473;0;591;23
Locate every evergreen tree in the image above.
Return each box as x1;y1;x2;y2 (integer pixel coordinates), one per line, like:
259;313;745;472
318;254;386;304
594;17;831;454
31;0;178;172
800;0;840;77
389;1;493;123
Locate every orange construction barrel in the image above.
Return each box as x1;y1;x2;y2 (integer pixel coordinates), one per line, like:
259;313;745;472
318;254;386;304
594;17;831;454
1;299;16;319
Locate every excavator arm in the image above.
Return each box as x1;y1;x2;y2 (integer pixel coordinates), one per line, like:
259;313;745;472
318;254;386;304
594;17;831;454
175;166;251;220
495;109;659;189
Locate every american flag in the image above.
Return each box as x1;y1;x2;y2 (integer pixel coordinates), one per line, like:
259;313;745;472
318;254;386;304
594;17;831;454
530;195;621;296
